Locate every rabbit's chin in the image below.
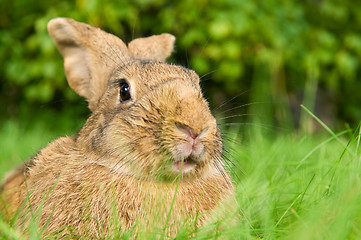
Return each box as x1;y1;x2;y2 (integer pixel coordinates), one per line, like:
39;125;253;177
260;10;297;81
172;157;197;173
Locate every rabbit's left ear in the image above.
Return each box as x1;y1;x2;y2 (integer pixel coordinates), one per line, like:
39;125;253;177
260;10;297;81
48;17;130;111
128;34;176;62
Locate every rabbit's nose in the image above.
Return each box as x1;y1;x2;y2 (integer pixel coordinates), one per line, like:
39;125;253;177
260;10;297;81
175;123;198;140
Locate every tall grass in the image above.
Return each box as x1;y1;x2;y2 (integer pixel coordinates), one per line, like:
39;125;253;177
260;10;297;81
1;111;361;239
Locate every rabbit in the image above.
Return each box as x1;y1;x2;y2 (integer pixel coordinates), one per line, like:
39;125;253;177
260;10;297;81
0;17;235;238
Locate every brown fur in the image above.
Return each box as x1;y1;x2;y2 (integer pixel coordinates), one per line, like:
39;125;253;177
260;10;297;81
0;18;234;238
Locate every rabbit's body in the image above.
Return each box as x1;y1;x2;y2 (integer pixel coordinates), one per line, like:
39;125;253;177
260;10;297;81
2;137;231;237
0;18;234;237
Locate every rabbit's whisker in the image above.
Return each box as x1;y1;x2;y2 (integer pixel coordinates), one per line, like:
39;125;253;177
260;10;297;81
213;159;232;187
212;89;252;113
216;113;257;121
217;101;267;115
199;69;219;83
194;36;211;70
221;135;242;146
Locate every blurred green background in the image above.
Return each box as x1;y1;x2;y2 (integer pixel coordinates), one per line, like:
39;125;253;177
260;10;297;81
1;0;361;134
2;2;361;238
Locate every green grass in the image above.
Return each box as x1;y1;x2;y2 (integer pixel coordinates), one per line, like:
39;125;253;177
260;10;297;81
1;112;361;239
230;130;361;239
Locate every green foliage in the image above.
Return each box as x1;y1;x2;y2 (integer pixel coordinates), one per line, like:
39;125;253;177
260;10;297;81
1;0;361;127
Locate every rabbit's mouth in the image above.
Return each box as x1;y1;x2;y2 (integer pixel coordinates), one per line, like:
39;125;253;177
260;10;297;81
173;157;197;173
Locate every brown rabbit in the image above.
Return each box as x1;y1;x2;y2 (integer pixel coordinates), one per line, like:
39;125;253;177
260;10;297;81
0;18;234;238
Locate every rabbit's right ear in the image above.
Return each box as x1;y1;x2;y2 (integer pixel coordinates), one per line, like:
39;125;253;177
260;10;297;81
128;34;175;62
48;18;130;111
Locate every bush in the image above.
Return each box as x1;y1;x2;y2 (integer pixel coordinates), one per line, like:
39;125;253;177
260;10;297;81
1;0;361;130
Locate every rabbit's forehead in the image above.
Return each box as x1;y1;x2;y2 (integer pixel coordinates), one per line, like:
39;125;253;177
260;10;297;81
112;61;199;87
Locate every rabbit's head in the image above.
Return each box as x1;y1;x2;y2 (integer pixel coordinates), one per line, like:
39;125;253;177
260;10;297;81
48;18;223;182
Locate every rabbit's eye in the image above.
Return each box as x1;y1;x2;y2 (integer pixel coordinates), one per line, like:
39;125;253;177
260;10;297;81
120;82;131;102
